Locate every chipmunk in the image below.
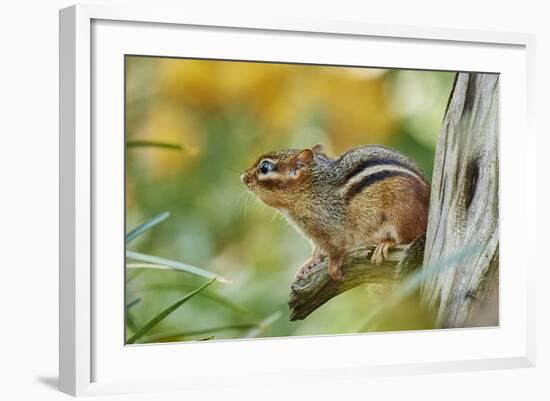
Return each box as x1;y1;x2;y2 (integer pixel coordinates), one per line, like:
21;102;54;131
240;144;430;281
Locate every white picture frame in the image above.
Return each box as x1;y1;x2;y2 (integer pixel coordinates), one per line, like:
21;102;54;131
59;4;536;397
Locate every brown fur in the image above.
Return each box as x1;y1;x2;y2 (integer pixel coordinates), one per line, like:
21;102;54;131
241;145;430;280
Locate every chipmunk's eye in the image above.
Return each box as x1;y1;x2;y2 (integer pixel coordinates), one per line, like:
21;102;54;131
259;160;274;175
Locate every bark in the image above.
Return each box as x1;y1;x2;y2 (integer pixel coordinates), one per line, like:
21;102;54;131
420;72;499;328
289;237;424;321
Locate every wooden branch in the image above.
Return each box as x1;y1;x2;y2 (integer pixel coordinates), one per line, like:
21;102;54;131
288;236;425;321
421;72;499;328
288;247;400;321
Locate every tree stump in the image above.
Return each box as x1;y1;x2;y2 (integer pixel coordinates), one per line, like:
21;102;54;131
421;72;499;328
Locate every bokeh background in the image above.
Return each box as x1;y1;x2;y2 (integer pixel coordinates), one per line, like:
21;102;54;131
125;56;455;344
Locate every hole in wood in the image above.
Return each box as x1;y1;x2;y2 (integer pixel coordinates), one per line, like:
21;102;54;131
465;158;479;210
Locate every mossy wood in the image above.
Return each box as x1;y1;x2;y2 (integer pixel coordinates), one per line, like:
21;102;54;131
288;72;499;328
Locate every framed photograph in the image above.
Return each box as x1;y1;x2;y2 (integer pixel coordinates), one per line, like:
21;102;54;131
59;4;536;396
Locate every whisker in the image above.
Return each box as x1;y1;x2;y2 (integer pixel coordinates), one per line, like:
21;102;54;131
224;166;242;175
243;192;251;217
234;190;247;209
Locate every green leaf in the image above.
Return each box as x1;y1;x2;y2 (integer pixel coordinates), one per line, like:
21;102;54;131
126;212;170;244
244;311;283;338
127;278;216;344
126;282;248;314
126;298;141;309
197;335;215;341
126;140;183;150
126;311;139;334
139;324;260;343
125;257;230;283
126;268;145;283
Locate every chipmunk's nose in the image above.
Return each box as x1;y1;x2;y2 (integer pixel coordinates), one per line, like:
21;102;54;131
240;172;251;185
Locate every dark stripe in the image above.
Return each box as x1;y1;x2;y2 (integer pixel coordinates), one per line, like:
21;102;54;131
345;170;414;202
342;157;420;184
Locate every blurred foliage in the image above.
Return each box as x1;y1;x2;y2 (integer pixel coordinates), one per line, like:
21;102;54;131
125;56;455;344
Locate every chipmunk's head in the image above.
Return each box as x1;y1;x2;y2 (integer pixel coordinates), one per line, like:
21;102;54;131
241;144;327;208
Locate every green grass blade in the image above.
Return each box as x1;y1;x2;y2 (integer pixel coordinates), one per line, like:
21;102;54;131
126;268;145;283
126;311;139;333
126;212;170;244
126;140;183;150
125;254;231;283
126;298;141;309
140;324;260;343
127;278;216;344
197;335;215;341
244;311;283;338
126;282;249;314
357;244;482;331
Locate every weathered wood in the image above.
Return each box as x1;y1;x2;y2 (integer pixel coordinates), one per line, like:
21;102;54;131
288;247;401;321
420;72;499;328
288;236;425;320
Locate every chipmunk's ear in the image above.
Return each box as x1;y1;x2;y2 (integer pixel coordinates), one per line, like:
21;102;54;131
312;144;326;154
291;149;314;171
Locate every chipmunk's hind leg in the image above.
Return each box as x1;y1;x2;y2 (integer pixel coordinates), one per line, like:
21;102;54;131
327;252;345;281
371;239;396;266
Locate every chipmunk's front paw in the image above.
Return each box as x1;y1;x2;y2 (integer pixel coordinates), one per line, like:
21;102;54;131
296;250;326;278
296;261;316;278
